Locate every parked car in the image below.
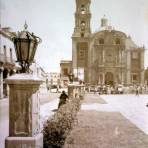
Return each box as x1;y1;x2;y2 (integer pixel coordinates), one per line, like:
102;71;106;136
50;85;58;93
117;85;124;94
89;85;96;92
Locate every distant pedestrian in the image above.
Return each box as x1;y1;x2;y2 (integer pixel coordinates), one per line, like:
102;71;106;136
135;87;139;96
58;91;68;109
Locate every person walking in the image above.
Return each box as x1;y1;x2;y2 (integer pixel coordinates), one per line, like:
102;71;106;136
135;86;139;96
58;91;68;109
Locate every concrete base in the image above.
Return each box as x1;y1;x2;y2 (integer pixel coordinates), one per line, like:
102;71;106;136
5;133;43;148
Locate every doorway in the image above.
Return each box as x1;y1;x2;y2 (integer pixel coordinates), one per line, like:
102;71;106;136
105;72;114;85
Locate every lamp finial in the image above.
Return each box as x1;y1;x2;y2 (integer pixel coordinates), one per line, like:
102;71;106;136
24;21;28;30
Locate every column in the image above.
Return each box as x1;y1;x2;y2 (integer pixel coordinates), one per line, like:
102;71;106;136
6;70;10;97
126;51;131;85
72;40;77;77
140;50;144;84
119;49;122;64
103;49;105;64
98;74;100;84
121;49;125;65
10;48;13;63
4;45;7;62
121;71;124;85
5;73;43;148
102;73;105;84
0;67;4;99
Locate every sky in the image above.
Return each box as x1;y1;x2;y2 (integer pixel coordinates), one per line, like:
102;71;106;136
0;0;148;72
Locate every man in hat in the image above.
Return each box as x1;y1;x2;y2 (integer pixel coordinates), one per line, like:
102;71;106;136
58;91;68;109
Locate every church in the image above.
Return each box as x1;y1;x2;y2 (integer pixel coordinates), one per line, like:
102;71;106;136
71;0;145;86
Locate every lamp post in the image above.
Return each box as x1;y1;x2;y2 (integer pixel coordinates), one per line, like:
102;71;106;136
69;73;74;83
0;62;4;99
2;23;43;148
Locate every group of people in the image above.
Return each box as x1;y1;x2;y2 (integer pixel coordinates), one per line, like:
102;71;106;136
57;89;148;111
85;84;148;95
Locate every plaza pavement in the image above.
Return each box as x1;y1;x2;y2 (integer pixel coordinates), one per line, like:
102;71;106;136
101;94;148;135
82;94;148;135
64;94;148;148
1;93;148;148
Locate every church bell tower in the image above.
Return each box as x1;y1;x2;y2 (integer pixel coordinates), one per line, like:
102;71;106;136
73;0;91;37
72;0;91;82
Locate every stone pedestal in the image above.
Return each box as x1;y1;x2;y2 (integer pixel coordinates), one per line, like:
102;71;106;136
68;84;76;99
5;133;43;148
68;83;84;99
5;74;43;148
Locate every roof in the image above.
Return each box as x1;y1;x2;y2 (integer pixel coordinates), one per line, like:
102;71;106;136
91;29;127;39
125;36;138;50
60;60;72;64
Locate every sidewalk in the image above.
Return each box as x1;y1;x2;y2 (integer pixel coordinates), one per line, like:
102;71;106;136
64;94;148;148
0;98;9;148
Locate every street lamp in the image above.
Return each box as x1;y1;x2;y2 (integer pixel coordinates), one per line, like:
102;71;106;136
13;22;41;73
69;73;74;83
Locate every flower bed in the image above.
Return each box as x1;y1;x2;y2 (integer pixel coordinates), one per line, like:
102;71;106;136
43;96;81;148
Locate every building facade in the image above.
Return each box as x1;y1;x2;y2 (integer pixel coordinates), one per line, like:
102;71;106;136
0;32;16;99
60;60;72;86
30;62;49;93
72;0;145;85
47;72;60;86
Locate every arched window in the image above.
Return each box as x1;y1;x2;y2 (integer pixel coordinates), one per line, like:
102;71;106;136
81;5;86;14
81;33;84;38
99;38;104;44
81;21;86;31
81;21;86;26
116;38;120;44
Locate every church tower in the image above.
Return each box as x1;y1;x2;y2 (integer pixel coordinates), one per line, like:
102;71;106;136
73;0;91;37
72;0;91;82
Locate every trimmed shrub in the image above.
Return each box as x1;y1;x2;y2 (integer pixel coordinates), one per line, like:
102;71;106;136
43;96;81;148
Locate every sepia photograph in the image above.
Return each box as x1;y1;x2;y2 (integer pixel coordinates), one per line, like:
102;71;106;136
0;0;148;147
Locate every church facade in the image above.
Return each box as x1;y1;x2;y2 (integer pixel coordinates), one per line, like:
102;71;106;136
72;0;145;85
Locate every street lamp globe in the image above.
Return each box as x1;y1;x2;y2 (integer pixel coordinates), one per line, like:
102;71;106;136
13;22;41;73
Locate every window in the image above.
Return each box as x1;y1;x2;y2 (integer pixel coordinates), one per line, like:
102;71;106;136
133;75;137;81
81;5;86;14
132;74;138;83
81;21;86;31
63;68;68;76
132;52;138;59
81;33;84;37
115;38;120;44
99;38;104;44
